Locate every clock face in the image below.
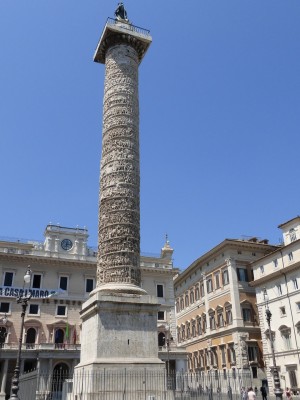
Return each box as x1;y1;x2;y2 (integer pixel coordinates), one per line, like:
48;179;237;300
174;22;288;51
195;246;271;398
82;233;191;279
61;239;73;251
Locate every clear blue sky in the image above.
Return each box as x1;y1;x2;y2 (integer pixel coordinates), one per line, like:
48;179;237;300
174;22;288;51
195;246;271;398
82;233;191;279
1;1;300;270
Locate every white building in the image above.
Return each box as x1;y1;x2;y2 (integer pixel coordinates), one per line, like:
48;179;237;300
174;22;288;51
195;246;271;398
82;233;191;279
251;216;300;393
0;225;187;399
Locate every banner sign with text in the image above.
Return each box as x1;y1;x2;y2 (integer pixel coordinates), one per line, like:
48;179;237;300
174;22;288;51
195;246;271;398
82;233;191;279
0;286;57;299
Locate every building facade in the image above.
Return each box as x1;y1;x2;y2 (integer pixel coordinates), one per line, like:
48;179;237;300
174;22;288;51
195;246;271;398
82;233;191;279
174;238;278;388
251;217;300;393
0;225;186;399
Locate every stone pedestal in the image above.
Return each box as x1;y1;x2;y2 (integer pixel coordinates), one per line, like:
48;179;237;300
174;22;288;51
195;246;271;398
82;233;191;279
74;292;164;398
77;292;164;369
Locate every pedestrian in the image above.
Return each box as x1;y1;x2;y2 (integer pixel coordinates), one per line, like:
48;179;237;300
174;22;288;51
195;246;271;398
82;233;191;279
248;387;257;400
242;387;248;400
260;386;267;400
286;388;292;400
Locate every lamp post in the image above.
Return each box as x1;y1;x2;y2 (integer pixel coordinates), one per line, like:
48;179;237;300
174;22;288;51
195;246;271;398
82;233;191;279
9;266;32;400
164;325;170;376
263;288;282;400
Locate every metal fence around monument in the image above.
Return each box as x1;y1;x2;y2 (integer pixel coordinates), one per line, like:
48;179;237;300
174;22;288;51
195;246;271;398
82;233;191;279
18;369;255;400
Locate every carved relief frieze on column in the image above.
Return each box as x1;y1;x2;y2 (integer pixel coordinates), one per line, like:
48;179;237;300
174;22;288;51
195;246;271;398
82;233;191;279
96;43;142;292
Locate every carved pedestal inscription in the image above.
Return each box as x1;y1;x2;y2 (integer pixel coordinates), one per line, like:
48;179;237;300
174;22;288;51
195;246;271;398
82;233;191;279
97;44;141;287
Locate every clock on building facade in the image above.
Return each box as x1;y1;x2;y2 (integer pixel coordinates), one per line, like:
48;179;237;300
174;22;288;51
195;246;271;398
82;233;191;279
61;238;73;251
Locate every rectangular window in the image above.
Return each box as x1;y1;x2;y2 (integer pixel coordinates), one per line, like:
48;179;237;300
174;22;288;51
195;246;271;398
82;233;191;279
215;272;220;289
3;272;13;287
85;278;94;293
32;274;42;289
157;284;164;298
273;259;278;268
289;370;298;388
280;306;286;316
289;229;297;242
206;277;213;293
237;268;248;282
59;276;68;291
248;346;258;362
296;302;300;312
222;269;229;285
277;284;282;296
251;366;258;379
0;303;10;313
56;305;67;316
157;311;165;321
293;278;298;290
220;346;226;365
288;252;293;261
228;345;236;364
28;304;39;315
260;265;264;274
242;308;252;322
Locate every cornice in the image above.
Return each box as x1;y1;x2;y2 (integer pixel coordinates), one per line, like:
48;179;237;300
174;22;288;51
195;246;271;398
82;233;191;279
0;253;96;267
250;260;300;287
174;239;278;286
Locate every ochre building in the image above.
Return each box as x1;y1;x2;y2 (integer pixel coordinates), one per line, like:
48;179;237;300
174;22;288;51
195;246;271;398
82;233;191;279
174;237;278;387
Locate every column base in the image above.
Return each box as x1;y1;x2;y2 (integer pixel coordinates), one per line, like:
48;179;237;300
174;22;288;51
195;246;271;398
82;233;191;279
90;283;147;296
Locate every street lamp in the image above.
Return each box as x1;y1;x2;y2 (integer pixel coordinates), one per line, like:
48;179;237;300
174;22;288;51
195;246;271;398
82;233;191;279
263;288;283;400
9;266;32;400
164;325;170;376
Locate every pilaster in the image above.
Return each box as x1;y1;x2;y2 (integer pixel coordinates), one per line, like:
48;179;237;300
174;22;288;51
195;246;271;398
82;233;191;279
226;257;243;325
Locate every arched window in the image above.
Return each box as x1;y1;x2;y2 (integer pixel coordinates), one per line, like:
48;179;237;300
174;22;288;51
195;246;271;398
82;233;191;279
195;286;200;301
52;363;70;398
202;315;206;333
191;320;196;337
217;312;224;327
180;297;184;310
209;313;216;330
193;352;199;370
181;324;185;340
26;328;36;348
186;322;191;339
190;291;194;304
176;300;180;313
54;328;65;348
158;332;165;347
177;327;181;343
0;327;7;347
197;317;202;335
185;293;189;307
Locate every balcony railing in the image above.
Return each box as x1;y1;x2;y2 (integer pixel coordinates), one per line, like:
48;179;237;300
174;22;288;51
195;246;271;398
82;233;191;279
106;18;151;38
0;343;81;351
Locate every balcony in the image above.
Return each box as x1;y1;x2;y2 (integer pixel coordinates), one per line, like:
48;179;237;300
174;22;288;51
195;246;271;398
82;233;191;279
0;342;81;351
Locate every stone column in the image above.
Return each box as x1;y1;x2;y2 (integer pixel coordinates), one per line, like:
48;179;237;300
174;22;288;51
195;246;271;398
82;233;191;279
76;18;164;379
96;42;141;294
